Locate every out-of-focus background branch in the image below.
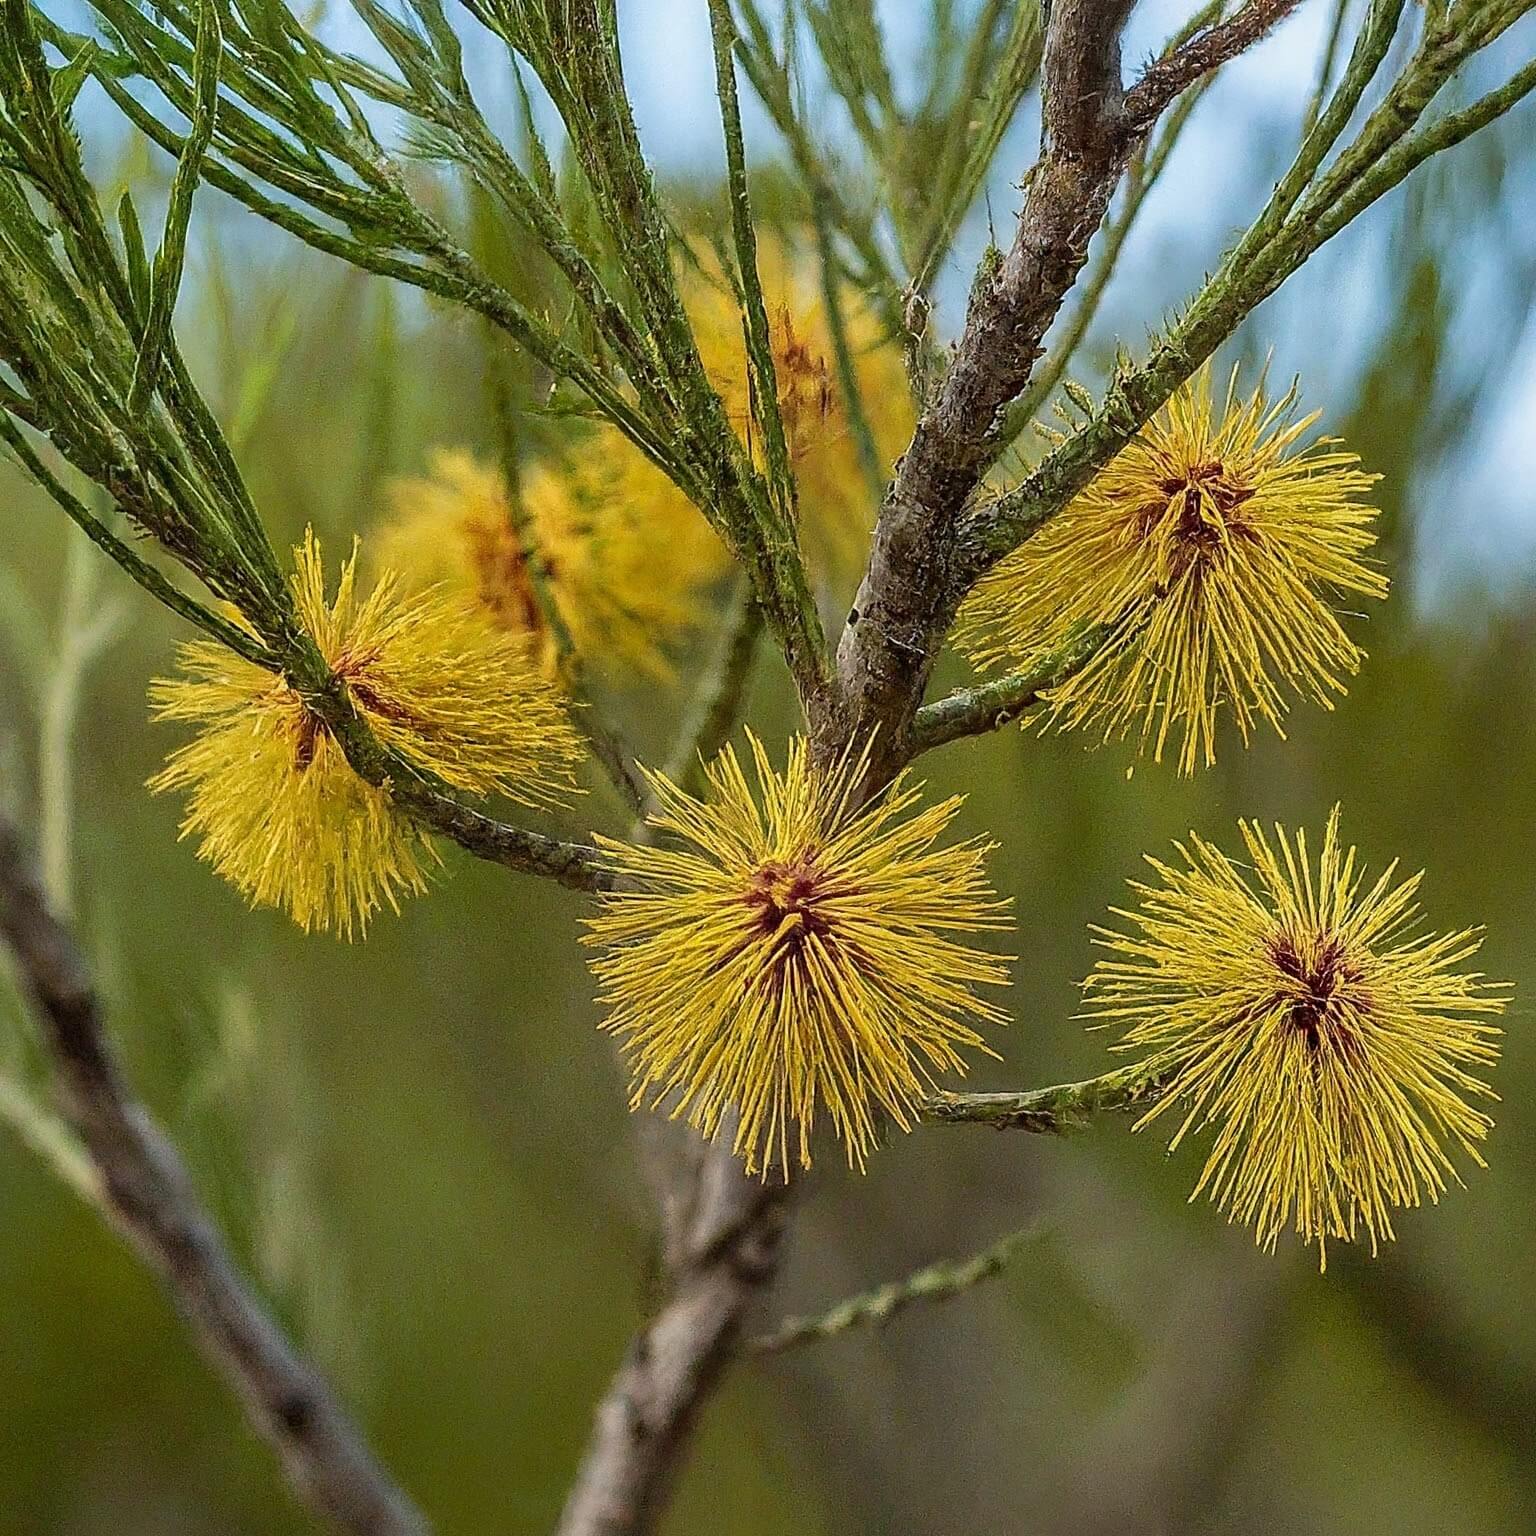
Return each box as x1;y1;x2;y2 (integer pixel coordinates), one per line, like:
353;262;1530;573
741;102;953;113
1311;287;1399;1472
0;813;428;1535
0;0;1534;1532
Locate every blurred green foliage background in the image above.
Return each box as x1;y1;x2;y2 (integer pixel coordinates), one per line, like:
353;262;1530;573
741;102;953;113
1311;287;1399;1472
3;3;1536;1532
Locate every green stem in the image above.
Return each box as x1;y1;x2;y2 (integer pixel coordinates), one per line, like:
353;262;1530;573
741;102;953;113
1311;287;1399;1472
664;586;764;796
921;1059;1172;1133
708;0;797;520
0;421;276;667
812;191;886;506
910;621;1115;753
750;1223;1041;1354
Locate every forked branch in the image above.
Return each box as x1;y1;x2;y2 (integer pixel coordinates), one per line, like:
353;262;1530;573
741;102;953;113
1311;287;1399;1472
833;0;1305;780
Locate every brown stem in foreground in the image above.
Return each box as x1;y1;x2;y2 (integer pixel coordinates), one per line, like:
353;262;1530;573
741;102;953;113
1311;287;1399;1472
555;1137;790;1536
0;816;428;1536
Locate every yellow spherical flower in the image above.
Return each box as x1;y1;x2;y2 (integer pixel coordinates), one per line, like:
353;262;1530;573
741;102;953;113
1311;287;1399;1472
151;530;584;937
377;445;717;682
585;734;1011;1175
957;367;1388;774
685;239;914;581
1084;808;1506;1267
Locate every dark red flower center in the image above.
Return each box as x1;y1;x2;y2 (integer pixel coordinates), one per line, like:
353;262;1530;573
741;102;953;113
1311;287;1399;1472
289;651;426;772
1139;459;1258;567
744;848;835;952
1268;933;1368;1053
772;307;836;447
462;515;545;636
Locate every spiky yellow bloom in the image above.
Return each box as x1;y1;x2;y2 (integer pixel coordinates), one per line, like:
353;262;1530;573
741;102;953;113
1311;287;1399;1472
685;239;914;581
151;531;584;937
1084;809;1506;1267
376;447;718;681
585;734;1011;1175
958;367;1388;774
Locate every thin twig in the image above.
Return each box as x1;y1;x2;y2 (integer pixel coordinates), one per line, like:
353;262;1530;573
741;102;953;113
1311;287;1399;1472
1123;0;1305;131
1304;0;1353;134
910;621;1115;753
663;586;764;796
387;776;618;894
750;1224;1040;1355
267;654;619;895
0;814;429;1536
921;1059;1172;1133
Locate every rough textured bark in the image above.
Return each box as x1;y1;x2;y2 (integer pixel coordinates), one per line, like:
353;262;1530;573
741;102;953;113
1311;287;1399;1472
555;1139;789;1536
0;817;429;1536
830;0;1140;783
831;0;1305;786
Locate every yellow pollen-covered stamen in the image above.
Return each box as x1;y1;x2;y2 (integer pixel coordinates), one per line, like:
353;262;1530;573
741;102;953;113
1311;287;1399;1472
149;529;585;936
958;365;1387;774
1084;807;1507;1267
584;733;1012;1176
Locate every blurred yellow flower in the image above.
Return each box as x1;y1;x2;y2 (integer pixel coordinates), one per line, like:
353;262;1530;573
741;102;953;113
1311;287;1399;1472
377;446;717;682
1084;808;1506;1267
151;531;583;937
685;239;913;582
957;367;1387;774
585;734;1011;1175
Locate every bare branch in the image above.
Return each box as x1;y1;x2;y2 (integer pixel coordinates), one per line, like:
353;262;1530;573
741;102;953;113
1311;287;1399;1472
555;1140;789;1536
559;1053;1174;1534
750;1224;1039;1356
0;814;429;1536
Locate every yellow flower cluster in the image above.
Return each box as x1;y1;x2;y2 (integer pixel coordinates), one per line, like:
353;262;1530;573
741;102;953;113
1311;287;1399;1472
959;367;1387;773
585;734;1010;1175
686;242;913;582
151;531;583;937
133;300;1507;1275
1086;809;1505;1266
374;240;912;671
377;447;717;683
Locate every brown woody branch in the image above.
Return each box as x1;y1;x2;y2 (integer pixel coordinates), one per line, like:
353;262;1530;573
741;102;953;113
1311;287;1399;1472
555;1136;789;1536
390;778;619;894
1125;0;1305;131
0;816;428;1536
831;0;1304;786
